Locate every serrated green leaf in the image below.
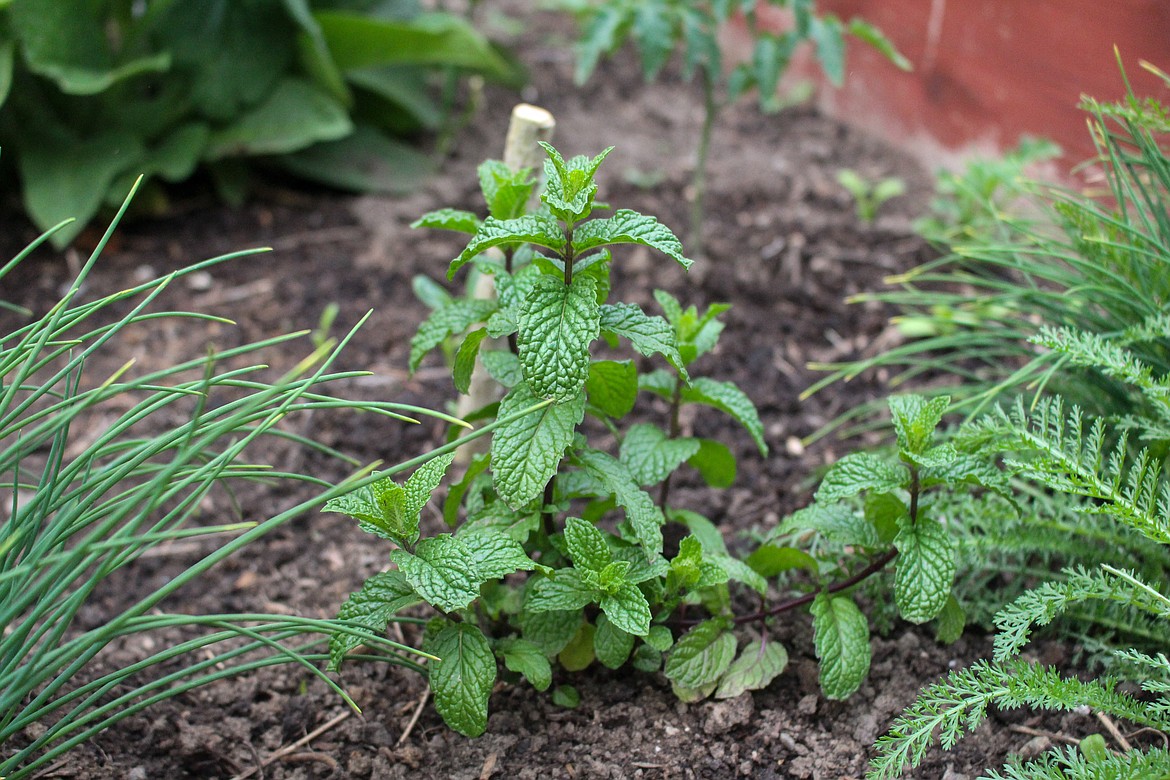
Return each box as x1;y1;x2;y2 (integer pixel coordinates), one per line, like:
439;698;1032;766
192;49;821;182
527;569;598;612
688;438;737;488
449;215;566;279
586;359;638;418
893;517;957;624
620;424;702;486
668;508;728;556
715;638;789;699
518;274;600;402
810;593;870;700
575;449;664;560
390;535;481;613
496;638;552;691
443;453;490;526
645;625;674;652
664;620;736;689
600;304;689;380
573;209;692;271
708;553;767;595
492;382;585;508
411;207;481;234
558;621;597;671
934;593;966;645
460;530;539;580
481;349;524;388
404;452;455;520
551;684;581;708
745;544;819;578
672;679;719;703
413;274;452;310
668;535;704;592
779;503;880;549
540;143;612;222
329;570;421;670
574;4;628;85
594;614;637;669
600;582;651;636
631;0;676;81
519;608;583;656
478;159;536;220
409;299;498;373
453;328;489;395
458;505;542;544
864;492;907;545
888;394;950;455
428;623;496;737
680;378;767;455
322;481;400;540
564;517;613;573
815;453;906;502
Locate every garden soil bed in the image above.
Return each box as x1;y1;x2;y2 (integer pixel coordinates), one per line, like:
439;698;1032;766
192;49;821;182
2;7;1099;779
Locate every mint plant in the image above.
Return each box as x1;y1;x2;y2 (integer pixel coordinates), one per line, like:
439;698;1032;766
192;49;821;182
322;140;1000;737
835;168;906;223
567;0;908;254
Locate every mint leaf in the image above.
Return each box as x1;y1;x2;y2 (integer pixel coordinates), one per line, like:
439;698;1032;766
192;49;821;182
551;685;581;708
540;143;611;222
815;453;906;502
453;328;489;395
600;582;651;636
687;438;737;488
478;159;535;220
715;638;789;699
411;207;481;234
322;479;409;543
893;516;957;624
558;621;596;671
575;448;664;560
645;625;674;652
409;299;498;373
707;553;767;595
519;608;583;656
667;535;704;592
620;423;702;486
390;535;481;613
681;377;767;455
449;215;566;279
934;593;966;645
631;0;674;79
889;394;950;455
403;453;455;523
428;622;496;737
811;592;871;700
492;382;585;508
496;637;552;691
586;359;638;418
460;530;540;580
669;508;728;556
594;613;636;669
526;569;597;612
745;543;819;578
518;274;600;402
600;304;689;380
572;209;692;271
564;516;613;573
481;349;523;388
778;503;880;549
664;619;736;690
458;504;541;544
329;570;421;670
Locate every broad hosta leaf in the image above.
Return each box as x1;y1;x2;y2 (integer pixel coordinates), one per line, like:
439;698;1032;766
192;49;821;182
688;438;737;488
815;453;906;502
518;608;583;656
277;124;433;194
496;638;552;691
889;394;950;456
409;299;498;373
778;503;880;549
572;209;692;271
600;582;651;637
594;614;636;669
715;638;788;699
664;620;736;690
449;215;566;279
575;449;664;560
526;569;597;612
893;517;957;624
492;382;585;508
681;378;767;455
564;517;613;573
390;535;481;613
811;593;870;700
586;359;638;418
518;275;600;402
600;305;688;380
328;570;421;670
412;207;481;234
206;78;351;159
935;593;966;645
428;622;496;737
460;530;540;580
453;328;489;395
620;424;701;486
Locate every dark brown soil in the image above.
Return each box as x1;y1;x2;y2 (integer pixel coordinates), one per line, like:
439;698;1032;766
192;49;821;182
1;7;1094;780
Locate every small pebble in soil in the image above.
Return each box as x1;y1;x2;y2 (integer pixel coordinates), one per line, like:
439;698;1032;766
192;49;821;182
185;270;213;291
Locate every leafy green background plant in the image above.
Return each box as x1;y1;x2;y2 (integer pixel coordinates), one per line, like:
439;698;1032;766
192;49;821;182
835;168;905;224
562;0;909;254
0;0;521;247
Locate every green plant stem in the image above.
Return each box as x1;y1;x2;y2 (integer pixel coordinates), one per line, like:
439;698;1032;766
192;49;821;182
689;69;719;257
657;378;684;509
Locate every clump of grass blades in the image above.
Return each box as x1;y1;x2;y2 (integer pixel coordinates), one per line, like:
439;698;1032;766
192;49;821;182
0;181;482;778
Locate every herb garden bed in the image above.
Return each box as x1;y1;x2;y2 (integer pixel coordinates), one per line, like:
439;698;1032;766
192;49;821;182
2;10;1098;780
